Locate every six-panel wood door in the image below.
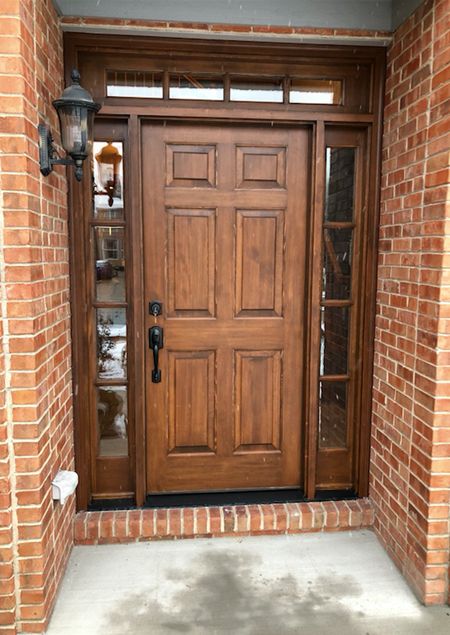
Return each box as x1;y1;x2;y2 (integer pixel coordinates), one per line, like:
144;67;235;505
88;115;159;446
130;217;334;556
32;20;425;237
142;122;310;493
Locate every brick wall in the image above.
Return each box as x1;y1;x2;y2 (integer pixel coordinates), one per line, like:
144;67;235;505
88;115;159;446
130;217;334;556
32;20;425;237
372;0;450;606
0;1;449;632
0;299;15;632
0;1;73;633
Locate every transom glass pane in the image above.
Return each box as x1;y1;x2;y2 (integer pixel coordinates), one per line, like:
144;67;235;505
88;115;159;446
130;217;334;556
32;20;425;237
106;70;163;98
290;79;342;104
169;74;224;100
230;77;283;103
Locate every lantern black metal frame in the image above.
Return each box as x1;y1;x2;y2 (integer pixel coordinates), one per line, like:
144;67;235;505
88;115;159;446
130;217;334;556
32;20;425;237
38;69;101;181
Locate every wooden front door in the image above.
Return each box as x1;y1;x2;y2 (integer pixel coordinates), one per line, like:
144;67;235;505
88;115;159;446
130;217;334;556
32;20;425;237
143;122;310;493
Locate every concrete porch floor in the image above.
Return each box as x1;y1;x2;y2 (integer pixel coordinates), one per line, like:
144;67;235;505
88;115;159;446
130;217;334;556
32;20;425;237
46;531;450;635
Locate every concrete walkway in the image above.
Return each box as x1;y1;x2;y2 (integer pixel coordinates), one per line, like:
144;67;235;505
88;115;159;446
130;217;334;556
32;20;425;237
46;530;450;634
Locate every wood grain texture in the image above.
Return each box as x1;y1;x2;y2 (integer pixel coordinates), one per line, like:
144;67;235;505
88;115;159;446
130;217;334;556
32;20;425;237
235;210;284;316
143;122;308;493
166;144;216;187
168;351;216;453
234;350;282;452
236;146;286;189
167;209;216;317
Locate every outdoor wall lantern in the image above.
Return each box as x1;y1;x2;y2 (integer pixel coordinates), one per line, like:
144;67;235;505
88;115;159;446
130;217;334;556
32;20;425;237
38;69;101;181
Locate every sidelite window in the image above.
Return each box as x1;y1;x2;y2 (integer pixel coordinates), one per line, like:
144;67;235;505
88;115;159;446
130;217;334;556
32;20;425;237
69;36;383;508
89;134;132;497
320;149;355;447
315;128;365;491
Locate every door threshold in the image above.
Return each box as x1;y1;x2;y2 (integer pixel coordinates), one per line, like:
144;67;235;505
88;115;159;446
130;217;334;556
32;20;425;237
87;489;357;511
76;496;373;545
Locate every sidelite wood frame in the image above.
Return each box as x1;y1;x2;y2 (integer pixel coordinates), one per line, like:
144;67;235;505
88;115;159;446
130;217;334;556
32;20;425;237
64;33;385;510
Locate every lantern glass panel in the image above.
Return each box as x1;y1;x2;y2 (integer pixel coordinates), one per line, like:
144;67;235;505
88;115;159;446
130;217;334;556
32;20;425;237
57;105;94;158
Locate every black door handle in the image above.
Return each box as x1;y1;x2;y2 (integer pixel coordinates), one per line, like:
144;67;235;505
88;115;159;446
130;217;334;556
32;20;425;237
149;326;164;383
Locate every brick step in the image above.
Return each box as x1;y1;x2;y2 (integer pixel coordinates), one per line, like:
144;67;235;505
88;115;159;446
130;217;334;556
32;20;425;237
74;498;374;544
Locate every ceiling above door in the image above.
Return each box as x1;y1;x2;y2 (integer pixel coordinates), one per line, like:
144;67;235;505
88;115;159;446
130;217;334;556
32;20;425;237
53;0;423;32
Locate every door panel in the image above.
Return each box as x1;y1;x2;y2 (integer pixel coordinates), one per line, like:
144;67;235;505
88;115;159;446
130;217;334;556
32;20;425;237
234;350;282;452
142;122;310;493
167;208;216;317
235;210;284;316
168;350;216;454
236;146;286;189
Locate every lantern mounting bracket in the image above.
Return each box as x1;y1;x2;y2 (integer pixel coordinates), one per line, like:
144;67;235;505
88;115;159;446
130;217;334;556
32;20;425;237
38;123;82;180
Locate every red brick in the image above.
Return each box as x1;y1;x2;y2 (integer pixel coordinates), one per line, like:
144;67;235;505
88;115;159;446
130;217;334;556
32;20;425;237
209;507;221;534
195;508;208;535
141;510;155;538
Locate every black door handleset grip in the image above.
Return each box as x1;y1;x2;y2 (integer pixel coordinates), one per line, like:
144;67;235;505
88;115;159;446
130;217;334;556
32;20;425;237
149;326;164;383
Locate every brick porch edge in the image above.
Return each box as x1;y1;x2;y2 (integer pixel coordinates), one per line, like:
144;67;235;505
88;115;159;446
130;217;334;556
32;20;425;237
74;499;374;544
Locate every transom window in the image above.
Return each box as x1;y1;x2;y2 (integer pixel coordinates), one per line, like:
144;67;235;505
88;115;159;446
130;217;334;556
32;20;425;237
106;70;344;105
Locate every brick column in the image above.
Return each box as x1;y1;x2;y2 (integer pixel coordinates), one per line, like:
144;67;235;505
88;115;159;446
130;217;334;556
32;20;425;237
0;1;73;633
371;0;450;605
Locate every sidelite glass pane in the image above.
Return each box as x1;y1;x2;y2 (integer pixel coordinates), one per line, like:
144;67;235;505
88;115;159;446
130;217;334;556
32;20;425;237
94;227;126;302
320;306;349;376
96;308;127;380
97;386;128;457
290;79;342;105
325;147;356;222
106;70;163;98
322;228;353;300
230;77;283;103
319;381;347;448
93;141;124;220
169;74;224;100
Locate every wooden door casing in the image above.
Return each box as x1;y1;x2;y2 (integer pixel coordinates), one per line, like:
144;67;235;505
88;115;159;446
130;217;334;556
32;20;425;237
143;122;310;493
65;35;385;508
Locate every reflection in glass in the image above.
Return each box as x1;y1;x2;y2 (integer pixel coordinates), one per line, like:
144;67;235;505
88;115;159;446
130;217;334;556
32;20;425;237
94;226;126;302
319;381;347;448
322;228;353;300
320;306;349;376
106;70;163;98
230;78;283;103
325;147;355;222
290;79;342;105
97;386;128;456
169;75;224;100
93;141;124;219
97;308;127;380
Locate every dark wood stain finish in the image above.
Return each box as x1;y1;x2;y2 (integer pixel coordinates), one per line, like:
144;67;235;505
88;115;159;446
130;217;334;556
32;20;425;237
143;122;308;493
64;33;385;509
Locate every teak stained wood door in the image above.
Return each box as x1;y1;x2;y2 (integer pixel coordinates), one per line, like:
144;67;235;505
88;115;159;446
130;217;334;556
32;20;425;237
142;122;310;493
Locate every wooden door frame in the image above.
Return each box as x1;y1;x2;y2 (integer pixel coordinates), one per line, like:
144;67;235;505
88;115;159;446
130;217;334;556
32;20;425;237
64;33;385;510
